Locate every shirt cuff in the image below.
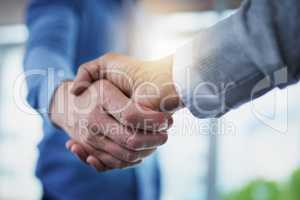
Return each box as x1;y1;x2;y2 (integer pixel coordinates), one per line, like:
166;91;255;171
173;15;260;118
173;39;227;118
24;47;75;125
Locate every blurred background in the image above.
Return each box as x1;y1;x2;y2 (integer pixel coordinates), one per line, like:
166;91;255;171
0;0;300;200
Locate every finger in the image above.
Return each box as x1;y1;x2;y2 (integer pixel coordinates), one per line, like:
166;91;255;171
74;134;157;163
67;140;107;170
86;156;107;172
66;139;84;151
70;143;89;163
83;143;140;169
71;60;103;95
65;140;74;150
86;107;169;151
71;53;127;96
95;80;172;131
87;136;157;163
95;152;141;169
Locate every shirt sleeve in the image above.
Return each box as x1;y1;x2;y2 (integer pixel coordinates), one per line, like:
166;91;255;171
24;0;79;123
173;0;300;118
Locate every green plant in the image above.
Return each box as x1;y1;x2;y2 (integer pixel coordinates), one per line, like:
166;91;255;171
223;167;300;200
223;180;280;200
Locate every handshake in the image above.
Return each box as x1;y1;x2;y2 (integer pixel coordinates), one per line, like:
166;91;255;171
50;53;183;171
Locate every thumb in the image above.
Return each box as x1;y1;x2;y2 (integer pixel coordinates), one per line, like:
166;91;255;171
71;59;105;95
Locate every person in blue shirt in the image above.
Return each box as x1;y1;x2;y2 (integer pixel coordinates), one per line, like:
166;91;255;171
23;1;163;199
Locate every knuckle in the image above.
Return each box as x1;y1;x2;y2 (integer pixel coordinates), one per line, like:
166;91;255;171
79;63;90;73
79;61;99;80
87;117;101;137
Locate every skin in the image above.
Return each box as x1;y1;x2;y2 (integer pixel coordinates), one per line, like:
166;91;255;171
71;53;181;112
57;53;183;171
50;79;173;171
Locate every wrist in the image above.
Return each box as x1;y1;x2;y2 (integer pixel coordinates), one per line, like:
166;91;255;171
50;80;73;128
157;55;184;111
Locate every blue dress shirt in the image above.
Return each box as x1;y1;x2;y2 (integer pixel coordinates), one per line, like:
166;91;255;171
23;1;160;200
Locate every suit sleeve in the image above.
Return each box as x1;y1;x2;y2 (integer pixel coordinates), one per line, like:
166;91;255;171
173;0;300;118
24;0;79;123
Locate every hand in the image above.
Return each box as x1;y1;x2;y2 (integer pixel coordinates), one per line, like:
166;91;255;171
50;80;172;171
71;53;183;112
67;53;183;169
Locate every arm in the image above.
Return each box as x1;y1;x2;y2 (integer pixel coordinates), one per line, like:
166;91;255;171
67;0;300;168
24;0;78;122
71;0;300;119
173;0;300;118
24;0;170;171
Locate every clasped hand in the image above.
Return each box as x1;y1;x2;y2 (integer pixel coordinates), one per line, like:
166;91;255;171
50;53;182;171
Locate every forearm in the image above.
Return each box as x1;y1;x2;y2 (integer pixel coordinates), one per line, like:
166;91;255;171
173;0;300;118
24;0;78;120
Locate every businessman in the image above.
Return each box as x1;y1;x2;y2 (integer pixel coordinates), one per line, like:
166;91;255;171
24;0;168;199
67;0;300;170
